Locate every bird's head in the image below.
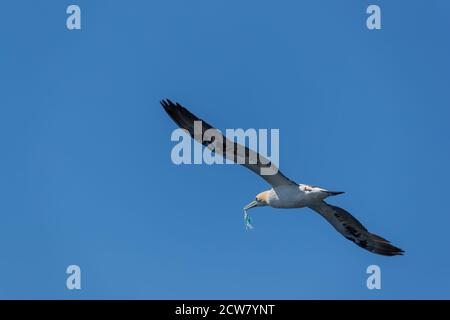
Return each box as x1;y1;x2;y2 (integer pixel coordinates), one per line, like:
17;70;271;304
244;191;270;210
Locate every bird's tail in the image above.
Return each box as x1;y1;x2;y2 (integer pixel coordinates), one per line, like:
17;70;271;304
326;191;345;196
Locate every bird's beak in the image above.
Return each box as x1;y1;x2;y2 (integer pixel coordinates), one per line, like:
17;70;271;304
244;200;258;210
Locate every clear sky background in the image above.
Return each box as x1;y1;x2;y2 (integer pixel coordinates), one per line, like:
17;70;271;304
0;0;449;299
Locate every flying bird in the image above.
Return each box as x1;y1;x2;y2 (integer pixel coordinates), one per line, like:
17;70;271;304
161;99;404;256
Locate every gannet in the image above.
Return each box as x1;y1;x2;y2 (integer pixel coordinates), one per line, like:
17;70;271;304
161;99;404;256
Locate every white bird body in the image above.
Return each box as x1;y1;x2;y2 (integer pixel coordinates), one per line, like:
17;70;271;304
259;185;330;209
161;99;404;256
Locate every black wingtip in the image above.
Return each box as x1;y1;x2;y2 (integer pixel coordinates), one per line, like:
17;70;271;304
160;99;178;116
369;236;405;256
160;98;172;108
381;247;405;256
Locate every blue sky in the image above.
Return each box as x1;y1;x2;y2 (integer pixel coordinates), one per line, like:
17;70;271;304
0;0;449;299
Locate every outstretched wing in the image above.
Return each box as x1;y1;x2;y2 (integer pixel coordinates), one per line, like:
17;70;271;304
161;99;296;187
308;201;404;256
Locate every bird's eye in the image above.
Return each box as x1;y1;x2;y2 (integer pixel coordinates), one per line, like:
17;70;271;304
255;198;259;202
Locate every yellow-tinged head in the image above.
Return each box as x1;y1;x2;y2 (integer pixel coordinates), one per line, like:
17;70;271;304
256;191;270;204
